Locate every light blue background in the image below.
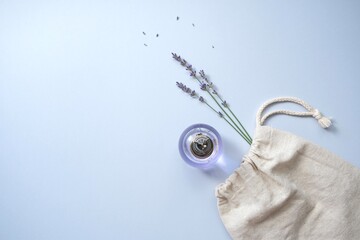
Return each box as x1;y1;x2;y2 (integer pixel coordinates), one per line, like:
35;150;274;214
1;0;359;239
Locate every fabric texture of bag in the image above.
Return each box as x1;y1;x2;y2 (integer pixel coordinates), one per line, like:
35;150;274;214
216;97;360;240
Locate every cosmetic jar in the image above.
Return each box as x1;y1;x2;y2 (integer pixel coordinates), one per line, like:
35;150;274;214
178;123;223;169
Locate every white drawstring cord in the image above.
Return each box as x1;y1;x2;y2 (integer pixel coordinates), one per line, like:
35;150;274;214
256;97;332;129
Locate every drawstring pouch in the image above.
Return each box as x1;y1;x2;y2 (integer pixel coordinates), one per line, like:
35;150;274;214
216;97;360;240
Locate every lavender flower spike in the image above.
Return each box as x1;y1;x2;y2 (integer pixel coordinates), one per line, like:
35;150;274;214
199;70;209;82
176;82;197;98
199;69;213;86
172;52;197;77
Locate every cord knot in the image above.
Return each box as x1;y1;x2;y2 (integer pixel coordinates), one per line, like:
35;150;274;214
313;109;322;120
313;109;332;128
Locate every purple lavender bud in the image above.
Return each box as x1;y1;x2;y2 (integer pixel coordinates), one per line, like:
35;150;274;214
176;82;187;92
218;112;223;118
186;65;192;70
222;101;228;107
199;96;205;102
199;70;209;83
176;82;182;88
190;90;196;97
199;70;205;78
212;89;217;95
190;70;196;77
172;53;178;60
172;53;182;62
181;59;187;66
200;82;207;90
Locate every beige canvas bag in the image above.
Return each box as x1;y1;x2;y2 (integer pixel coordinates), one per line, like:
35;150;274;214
216;97;360;240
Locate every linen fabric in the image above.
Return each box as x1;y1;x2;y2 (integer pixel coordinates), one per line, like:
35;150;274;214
216;97;360;240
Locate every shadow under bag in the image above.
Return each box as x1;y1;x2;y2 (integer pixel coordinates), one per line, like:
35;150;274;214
216;97;360;240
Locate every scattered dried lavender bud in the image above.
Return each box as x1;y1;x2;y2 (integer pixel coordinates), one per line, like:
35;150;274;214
144;43;148;46
177;16;179;21
192;23;195;27
212;45;214;48
143;32;146;35
156;34;159;37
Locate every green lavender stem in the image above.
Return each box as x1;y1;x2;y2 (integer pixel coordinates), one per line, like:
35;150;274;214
195;77;252;144
227;107;252;142
206;90;252;144
215;94;252;142
204;101;252;145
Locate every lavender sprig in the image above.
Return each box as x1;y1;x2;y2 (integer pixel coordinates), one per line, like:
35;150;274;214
173;53;252;145
174;55;252;144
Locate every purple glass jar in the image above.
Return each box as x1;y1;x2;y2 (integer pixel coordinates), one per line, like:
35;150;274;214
178;123;223;169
